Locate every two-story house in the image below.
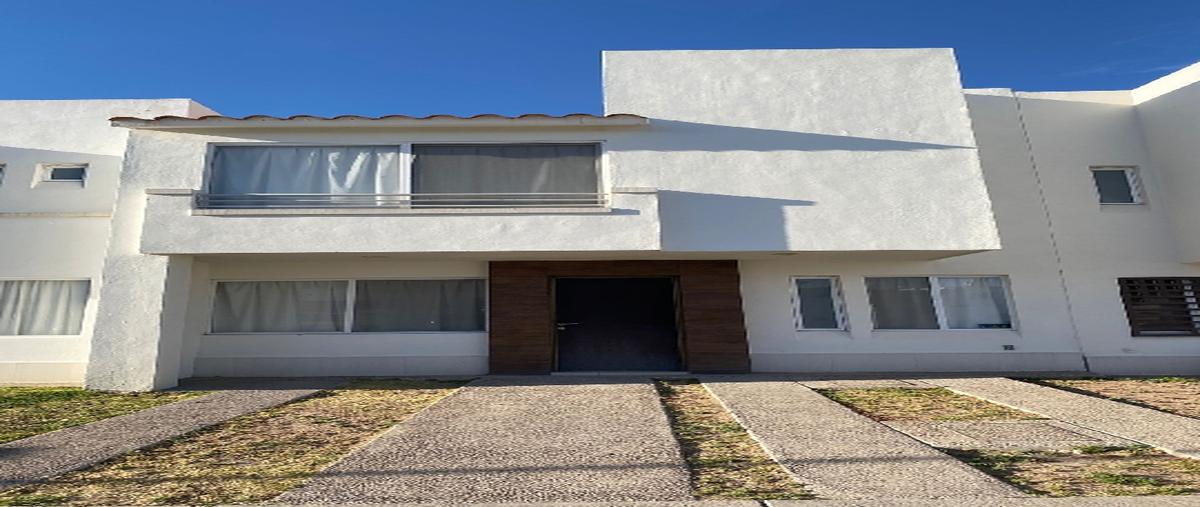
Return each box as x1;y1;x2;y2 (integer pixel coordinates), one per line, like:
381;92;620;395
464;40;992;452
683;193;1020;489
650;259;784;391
2;49;1198;391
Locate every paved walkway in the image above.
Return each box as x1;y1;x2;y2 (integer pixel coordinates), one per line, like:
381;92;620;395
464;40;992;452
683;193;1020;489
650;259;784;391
703;378;1023;500
931;377;1200;459
279;376;692;504
0;378;341;490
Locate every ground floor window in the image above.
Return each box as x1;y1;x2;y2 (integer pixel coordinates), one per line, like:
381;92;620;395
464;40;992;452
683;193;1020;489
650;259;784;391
353;279;486;332
865;276;1013;330
1118;277;1200;336
792;276;846;330
0;279;90;335
210;279;486;334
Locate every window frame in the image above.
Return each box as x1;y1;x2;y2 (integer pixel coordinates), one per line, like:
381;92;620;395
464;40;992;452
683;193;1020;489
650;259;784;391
206;276;489;335
1117;277;1200;337
36;163;88;186
790;276;847;331
0;277;93;337
202;141;609;201
865;275;1017;331
1089;166;1144;205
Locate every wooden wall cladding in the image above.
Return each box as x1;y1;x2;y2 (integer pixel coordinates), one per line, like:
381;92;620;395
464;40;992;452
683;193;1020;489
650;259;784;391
488;260;751;374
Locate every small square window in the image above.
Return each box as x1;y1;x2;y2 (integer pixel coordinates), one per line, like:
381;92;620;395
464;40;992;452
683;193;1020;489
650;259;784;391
0;164;6;186
42;164;87;182
792;277;846;330
1091;167;1141;204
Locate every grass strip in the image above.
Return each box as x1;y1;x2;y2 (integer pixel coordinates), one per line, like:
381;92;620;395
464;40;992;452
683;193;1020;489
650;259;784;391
654;379;812;500
818;387;1043;421
0;379;465;506
1032;377;1200;419
0;387;205;444
947;446;1200;497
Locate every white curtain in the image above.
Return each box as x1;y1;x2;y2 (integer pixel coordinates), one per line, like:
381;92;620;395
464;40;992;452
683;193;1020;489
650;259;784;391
209;146;401;195
0;280;90;335
938;277;1012;329
866;277;939;329
353;279;486;332
211;281;347;333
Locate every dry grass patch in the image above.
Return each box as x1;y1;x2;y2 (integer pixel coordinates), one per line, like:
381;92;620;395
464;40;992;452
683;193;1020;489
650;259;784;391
819;387;1042;421
948;446;1200;497
1037;377;1200;419
0;387;204;444
0;379;464;506
654;379;812;500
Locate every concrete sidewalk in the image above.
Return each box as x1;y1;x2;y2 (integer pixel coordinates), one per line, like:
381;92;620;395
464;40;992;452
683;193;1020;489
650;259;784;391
279;376;692;504
703;378;1022;500
932;377;1200;458
0;377;342;490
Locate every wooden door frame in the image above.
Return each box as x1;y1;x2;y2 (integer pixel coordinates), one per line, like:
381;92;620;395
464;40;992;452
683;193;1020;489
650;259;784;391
489;260;750;374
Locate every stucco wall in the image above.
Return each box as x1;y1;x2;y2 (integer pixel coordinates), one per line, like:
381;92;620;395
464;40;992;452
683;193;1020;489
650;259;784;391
179;257;489;377
603;49;1002;254
0;99;205;385
741;89;1084;373
1133;63;1200;263
1014;89;1200;373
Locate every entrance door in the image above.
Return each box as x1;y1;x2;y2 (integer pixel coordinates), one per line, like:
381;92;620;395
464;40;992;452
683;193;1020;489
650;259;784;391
554;277;683;371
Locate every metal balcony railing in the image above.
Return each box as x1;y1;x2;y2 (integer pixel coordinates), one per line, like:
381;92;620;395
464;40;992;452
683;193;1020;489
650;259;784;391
194;192;610;209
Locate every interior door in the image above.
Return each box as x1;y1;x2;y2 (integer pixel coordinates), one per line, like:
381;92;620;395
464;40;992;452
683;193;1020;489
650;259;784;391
555;277;683;371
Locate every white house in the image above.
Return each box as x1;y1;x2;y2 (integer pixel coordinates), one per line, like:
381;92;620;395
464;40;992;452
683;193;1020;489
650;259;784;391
1;49;1197;391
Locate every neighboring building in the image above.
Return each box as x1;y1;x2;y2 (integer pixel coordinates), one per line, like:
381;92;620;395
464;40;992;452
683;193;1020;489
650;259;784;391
1;49;1197;391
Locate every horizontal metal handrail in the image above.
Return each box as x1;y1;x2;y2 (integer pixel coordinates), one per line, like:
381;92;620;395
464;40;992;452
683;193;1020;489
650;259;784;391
195;192;610;209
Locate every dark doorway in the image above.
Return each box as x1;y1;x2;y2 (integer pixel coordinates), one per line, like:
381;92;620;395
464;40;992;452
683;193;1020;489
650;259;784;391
554;277;683;371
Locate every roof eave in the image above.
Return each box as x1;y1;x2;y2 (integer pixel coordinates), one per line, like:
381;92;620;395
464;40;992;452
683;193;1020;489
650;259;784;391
109;115;650;129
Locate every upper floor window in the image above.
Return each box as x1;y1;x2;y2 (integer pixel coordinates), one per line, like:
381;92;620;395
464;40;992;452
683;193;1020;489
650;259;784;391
412;144;600;206
866;276;1013;330
0;280;91;335
1090;166;1142;205
38;163;87;185
202;143;601;208
1118;278;1200;336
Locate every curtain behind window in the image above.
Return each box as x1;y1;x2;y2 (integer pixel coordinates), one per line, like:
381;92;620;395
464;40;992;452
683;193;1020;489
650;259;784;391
0;280;90;335
211;281;347;333
937;277;1012;329
412;144;599;206
210;146;401;197
353;279;486;332
866;277;939;329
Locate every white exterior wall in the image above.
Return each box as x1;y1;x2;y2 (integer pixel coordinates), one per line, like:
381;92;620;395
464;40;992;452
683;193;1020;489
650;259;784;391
1014;89;1200;373
1133;63;1200;263
741;89;1084;373
0;99;205;385
604;49;1002;254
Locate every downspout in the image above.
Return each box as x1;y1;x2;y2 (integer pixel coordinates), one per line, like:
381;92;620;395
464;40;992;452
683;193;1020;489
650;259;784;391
1011;92;1090;371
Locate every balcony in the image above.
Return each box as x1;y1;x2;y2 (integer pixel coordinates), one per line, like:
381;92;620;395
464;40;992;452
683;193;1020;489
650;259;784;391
139;188;661;255
193;192;609;213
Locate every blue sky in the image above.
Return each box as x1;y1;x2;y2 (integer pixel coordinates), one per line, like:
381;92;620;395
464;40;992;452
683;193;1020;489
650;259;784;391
1;0;1197;117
